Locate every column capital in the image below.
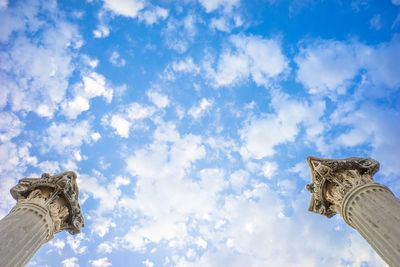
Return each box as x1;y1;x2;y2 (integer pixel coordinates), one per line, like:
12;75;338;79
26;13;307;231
10;171;84;236
306;156;379;218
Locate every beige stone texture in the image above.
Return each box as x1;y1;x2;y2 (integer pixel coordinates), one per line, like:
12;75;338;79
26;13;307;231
0;171;84;267
306;156;400;266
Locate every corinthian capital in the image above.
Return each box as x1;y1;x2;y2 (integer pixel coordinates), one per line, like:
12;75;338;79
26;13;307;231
306;156;379;218
10;171;84;235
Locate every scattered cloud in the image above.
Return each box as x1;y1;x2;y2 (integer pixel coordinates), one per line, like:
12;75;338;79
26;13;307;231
0;1;398;267
333;103;400;176
370;14;383;30
240;92;325;159
93;25;110;38
62;257;79;267
102;102;156;138
89;257;112;267
296;37;400;95
66;233;88;255
205;34;289;87
262;161;278;179
295;39;359;95
163;15;197;53
210;17;231;32
101;0;145;18
139;6;168;25
38;160;61;174
147;90;170;109
188;98;213;119
142;259;154;267
0;112;23;142
198;0;240;13
109;51;126;67
97;242;115;253
42;120;97;154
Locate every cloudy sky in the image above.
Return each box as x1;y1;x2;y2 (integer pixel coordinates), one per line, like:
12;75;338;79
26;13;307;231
1;0;400;266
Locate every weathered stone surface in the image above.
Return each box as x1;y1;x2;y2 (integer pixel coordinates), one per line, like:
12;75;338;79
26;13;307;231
0;171;84;267
306;156;400;266
306;156;379;217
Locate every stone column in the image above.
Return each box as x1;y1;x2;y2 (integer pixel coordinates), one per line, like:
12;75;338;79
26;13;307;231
0;171;84;267
306;156;400;266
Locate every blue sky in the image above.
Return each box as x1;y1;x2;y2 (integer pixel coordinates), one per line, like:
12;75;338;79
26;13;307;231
1;0;400;266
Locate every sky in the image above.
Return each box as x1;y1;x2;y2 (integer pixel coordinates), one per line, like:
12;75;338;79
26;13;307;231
0;0;400;266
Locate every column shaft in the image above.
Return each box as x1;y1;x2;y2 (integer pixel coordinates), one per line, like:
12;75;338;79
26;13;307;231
342;183;400;266
0;203;53;267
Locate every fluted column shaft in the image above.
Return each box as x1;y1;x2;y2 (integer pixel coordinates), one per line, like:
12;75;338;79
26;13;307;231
0;203;54;267
306;157;400;267
0;172;84;266
341;183;400;266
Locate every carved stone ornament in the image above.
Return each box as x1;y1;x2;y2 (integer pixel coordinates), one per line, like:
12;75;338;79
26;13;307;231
10;171;84;235
306;156;379;218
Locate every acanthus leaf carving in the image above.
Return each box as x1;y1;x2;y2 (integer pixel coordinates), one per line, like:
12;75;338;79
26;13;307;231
10;171;84;235
306;156;379;218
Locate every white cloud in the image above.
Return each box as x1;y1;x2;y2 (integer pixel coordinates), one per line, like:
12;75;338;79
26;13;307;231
0;141;37;217
0;1;116;120
66;233;88;255
198;0;240;13
188;98;213;119
62;257;79;267
120;122;234;252
240;92;325;159
147;90;170;109
38;160;61;174
62;72;113;118
393;0;400;5
102;0;145;18
0;0;7;10
163;57;200;80
295;40;359;94
102;102;155;138
334;103;400;176
83;72;113;101
0;2;30;42
97;242;115;253
90;257;112;267
289;162;310;181
0;112;23;142
82;55;99;69
178;189;383;267
393;13;400;28
79;173;129;214
172;57;200;73
163;15;197;53
142;259;154;267
91;132;102;142
93;25;110;38
229;169;249;192
42;120;96;154
205;35;288;87
63;95;90;119
48;238;65;254
370;14;383;30
91;217;116;237
109;51;126;67
295;37;400;95
52;239;66;250
357;36;400;89
0;2;82;117
139;6;168;25
110;114;131;138
262;161;277;179
210;17;230;32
